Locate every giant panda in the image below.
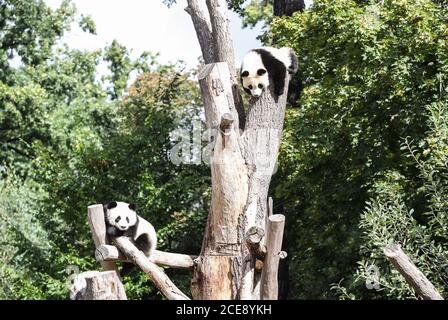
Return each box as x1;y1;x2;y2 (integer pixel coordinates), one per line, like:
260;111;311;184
104;201;157;259
240;46;299;100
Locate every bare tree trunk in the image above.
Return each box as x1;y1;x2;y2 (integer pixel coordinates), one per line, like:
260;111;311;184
70;271;127;300
260;215;286;300
186;0;289;300
273;0;305;17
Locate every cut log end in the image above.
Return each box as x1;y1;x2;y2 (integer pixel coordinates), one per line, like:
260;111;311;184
383;243;401;258
220;112;235;133
245;226;265;244
269;214;285;223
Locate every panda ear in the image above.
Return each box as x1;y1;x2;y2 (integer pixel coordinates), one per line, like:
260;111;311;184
241;70;249;77
106;201;117;209
257;69;267;76
128;203;137;211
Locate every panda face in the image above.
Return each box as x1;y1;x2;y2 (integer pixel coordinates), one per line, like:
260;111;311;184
241;69;269;98
240;50;270;98
105;201;138;231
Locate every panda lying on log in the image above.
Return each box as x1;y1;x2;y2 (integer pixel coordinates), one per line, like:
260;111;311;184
104;201;157;266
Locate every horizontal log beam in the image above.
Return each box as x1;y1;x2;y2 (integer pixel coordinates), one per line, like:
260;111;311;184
96;244;196;269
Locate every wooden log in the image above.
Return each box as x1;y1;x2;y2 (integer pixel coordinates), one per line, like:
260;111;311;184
87;204;127;299
114;236;190;300
96;244;196;269
191;62;249;300
70;271;127;300
187;0;290;300
88;205;117;272
245;226;267;260
384;244;444;300
95;244;128;262
260;214;286;300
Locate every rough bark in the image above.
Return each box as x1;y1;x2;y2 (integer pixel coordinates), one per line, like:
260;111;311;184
114;236;190;300
185;0;214;63
187;0;290;300
384;244;444;300
70;271;127;300
191;62;249;300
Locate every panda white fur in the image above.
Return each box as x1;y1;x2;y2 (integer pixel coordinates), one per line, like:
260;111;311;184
104;201;157;258
240;46;298;98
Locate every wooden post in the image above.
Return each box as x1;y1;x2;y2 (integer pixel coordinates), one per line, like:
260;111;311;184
96;244;196;269
260;214;286;300
87;204;126;299
70;271;127;300
384;244;444;300
114;237;190;300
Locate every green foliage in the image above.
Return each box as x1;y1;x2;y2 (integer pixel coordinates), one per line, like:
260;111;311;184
343;102;448;299
3;0;448;300
270;0;448;298
229;0;274;29
0;0;76;76
79;14;96;35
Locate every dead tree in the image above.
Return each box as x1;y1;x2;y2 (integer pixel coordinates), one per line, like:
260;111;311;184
186;0;287;300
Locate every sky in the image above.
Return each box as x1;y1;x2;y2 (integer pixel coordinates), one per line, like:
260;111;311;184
44;0;265;70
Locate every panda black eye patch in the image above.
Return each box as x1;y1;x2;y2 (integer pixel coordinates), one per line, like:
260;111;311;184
257;69;267;76
115;217;121;223
248;85;253;89
258;84;263;89
126;217;130;223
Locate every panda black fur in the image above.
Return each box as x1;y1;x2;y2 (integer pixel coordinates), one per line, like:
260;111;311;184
240;46;299;99
104;201;157;258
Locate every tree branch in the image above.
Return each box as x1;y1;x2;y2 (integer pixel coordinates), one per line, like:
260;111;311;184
185;0;214;63
114;236;190;300
384;244;444;300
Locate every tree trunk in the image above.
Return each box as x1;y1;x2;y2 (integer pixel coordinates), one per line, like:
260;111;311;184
186;0;289;300
70;271;127;300
273;0;305;17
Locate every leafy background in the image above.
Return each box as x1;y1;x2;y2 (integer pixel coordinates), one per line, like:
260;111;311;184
0;0;447;299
